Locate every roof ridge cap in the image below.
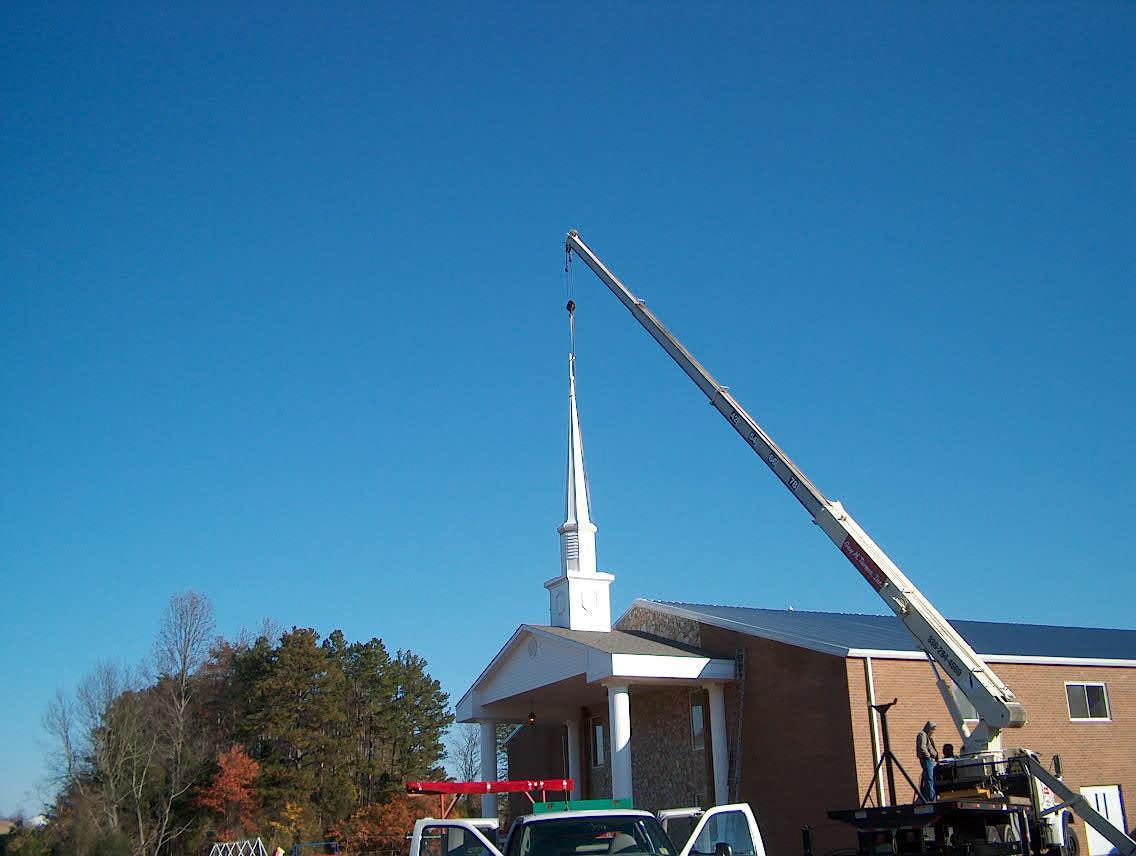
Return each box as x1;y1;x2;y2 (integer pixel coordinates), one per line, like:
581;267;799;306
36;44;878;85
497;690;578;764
655;599;893;619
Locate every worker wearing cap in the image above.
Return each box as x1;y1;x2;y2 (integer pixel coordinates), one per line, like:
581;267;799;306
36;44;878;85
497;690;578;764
916;721;939;801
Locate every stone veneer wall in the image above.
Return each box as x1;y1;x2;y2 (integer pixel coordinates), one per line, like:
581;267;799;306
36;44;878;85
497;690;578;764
630;686;710;812
618;606;725;811
618;605;702;647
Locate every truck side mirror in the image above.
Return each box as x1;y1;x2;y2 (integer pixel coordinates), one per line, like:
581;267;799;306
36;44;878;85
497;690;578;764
715;843;733;856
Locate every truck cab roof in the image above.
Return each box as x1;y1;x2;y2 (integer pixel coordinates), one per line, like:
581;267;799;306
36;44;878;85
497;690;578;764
510;809;659;825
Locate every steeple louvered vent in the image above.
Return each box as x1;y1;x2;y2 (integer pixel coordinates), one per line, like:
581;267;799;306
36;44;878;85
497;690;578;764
562;532;580;562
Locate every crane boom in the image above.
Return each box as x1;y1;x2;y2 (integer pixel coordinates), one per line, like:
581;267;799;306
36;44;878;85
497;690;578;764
565;230;1026;753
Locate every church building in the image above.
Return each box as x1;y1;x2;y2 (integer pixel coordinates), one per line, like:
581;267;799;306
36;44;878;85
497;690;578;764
455;334;1136;856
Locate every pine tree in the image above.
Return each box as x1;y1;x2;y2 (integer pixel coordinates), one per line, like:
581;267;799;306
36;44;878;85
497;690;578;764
329;634;395;806
383;652;453;786
241;627;351;835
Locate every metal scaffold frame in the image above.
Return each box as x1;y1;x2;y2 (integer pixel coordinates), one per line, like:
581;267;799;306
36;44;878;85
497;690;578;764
208;839;270;856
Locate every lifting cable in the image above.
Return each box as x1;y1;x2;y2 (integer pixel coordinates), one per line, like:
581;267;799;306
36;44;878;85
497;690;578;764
565;241;576;372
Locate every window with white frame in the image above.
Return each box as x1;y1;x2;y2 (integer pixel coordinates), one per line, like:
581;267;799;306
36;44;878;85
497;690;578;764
690;691;706;750
590;716;606;767
1066;682;1110;721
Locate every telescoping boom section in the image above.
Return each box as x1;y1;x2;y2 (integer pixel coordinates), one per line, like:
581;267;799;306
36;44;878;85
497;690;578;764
564;230;1026;756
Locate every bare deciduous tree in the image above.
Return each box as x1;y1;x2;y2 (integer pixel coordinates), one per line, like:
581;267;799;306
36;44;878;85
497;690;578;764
44;661;141;842
43;687;79;789
446;722;482;814
446;723;480;781
147;590;216;854
81;661;140;834
154;589;216;684
257;615;282;645
41;594;217;855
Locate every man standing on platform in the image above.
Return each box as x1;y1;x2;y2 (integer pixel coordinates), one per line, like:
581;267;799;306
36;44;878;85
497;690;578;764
916;721;939;801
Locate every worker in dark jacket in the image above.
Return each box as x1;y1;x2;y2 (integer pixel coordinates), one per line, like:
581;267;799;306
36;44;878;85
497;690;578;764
916;721;939;801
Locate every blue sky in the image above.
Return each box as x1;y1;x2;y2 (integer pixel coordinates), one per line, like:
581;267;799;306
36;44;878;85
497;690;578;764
3;3;1133;815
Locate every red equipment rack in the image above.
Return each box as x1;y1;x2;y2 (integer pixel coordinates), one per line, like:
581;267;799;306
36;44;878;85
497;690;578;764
406;780;574;819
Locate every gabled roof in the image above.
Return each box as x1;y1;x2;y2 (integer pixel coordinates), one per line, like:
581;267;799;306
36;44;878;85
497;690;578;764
455;623;735;723
635;600;1136;665
532;625;719;657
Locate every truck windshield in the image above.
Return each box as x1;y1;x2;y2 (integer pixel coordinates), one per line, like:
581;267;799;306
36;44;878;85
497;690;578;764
512;816;675;856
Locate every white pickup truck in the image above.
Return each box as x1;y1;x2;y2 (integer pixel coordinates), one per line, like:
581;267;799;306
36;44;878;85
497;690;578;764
409;804;766;856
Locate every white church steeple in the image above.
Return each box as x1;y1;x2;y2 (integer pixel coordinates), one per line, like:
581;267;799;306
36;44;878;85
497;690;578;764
560;350;596;575
545;300;614;632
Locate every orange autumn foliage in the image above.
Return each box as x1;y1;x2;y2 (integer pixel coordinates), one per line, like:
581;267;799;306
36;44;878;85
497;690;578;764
196;745;261;838
333;793;433;856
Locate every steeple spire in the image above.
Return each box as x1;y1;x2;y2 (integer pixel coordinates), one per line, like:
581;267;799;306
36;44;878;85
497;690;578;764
546;299;614;632
560;301;597;575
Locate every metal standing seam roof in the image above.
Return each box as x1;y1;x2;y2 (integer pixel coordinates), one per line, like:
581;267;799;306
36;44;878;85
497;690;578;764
644;601;1136;661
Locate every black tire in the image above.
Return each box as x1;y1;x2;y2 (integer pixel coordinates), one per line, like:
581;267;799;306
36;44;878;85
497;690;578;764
1047;817;1080;856
1063;819;1080;856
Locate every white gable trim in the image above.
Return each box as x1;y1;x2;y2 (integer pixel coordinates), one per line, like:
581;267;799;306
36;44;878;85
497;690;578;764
456;625;528;717
610;653;735;680
470;627;595;709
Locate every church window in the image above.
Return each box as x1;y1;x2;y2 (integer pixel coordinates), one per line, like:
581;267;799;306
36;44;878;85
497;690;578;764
590;716;606;767
1066;682;1110;720
690;691;706;750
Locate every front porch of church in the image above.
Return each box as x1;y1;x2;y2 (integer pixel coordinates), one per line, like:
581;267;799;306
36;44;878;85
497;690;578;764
455;623;736;817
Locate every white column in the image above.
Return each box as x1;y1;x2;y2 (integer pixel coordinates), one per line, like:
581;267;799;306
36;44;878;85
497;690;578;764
607;682;633;803
565;719;582;799
706;683;729;805
479;721;498;819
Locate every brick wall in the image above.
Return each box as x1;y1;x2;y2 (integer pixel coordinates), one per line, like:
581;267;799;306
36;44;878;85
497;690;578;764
855;657;1136;842
630;686;711;812
506;723;568;819
508;609;1136;856
503;712;617;808
996;662;1135;803
845;657;890;805
618;609;864;854
699;625;861;856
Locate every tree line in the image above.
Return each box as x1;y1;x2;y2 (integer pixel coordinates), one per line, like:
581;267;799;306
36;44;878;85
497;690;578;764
5;592;454;856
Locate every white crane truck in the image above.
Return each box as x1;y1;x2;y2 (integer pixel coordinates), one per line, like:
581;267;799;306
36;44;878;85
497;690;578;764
562;230;1135;856
409;804;766;856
